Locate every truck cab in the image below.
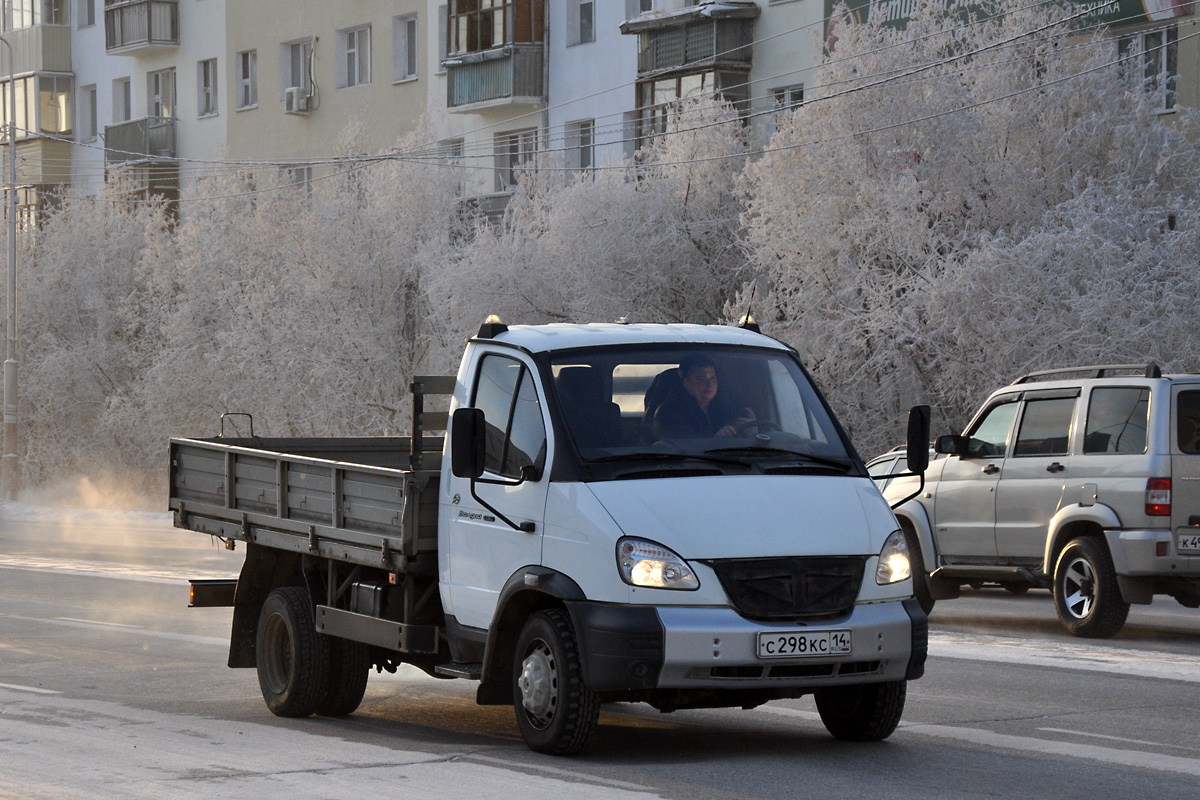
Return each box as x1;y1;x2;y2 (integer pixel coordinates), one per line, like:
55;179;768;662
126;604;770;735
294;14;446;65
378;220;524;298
441;322;927;751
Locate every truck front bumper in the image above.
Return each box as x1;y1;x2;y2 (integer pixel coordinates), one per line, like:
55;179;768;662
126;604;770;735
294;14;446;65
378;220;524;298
566;598;925;693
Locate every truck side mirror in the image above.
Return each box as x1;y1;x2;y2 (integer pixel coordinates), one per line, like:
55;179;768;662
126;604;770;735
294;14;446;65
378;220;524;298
451;407;486;479
935;434;969;457
906;405;931;474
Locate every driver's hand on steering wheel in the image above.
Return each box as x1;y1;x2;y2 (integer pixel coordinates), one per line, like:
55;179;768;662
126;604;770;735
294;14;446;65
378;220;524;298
717;408;757;438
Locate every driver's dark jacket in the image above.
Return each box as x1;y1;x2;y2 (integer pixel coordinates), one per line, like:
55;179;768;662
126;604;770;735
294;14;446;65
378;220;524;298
654;395;739;439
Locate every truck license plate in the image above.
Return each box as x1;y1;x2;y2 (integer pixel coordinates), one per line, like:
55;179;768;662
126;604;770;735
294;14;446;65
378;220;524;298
1178;533;1200;554
757;630;852;659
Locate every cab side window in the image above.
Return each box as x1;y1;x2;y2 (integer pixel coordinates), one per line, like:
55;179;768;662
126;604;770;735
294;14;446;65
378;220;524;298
473;355;547;478
967;401;1018;458
1013;398;1075;457
1085;387;1150;454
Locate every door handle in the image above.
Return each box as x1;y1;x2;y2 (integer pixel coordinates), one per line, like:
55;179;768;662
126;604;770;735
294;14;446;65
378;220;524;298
1046;462;1065;473
982;464;999;475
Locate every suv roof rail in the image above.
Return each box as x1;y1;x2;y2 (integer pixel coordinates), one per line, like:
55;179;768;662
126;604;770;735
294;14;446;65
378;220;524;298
1011;363;1162;384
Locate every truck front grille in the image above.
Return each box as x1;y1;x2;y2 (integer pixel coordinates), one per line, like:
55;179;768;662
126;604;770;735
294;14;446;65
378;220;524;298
705;556;867;620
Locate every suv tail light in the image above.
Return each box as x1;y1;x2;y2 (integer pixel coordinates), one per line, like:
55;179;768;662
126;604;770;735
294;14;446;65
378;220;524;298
1146;478;1171;516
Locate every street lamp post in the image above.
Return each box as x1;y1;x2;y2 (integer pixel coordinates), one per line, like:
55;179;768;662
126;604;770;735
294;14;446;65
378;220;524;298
0;34;18;501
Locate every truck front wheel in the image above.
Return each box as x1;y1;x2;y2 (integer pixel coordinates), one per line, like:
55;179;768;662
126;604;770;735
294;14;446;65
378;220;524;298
512;609;601;755
256;587;329;717
814;680;906;741
1053;537;1129;638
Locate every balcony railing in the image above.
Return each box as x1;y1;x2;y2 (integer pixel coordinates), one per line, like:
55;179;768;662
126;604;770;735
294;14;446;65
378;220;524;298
446;44;544;109
104;116;175;166
105;0;179;53
621;1;759;79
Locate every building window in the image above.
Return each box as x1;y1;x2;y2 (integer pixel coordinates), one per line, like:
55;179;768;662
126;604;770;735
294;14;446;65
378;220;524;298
635;70;748;146
438;4;448;68
236;49;257;109
113;76;130;122
76;0;93;27
282;164;313;199
448;0;543;56
1118;26;1178;112
566;119;593;172
772;84;803;111
282;38;314;94
394;14;418;82
3;0;65;30
625;0;652;18
148;68;175;118
339;25;371;88
0;73;72;139
78;83;96;140
197;58;217;117
568;0;593;46
495;127;537;191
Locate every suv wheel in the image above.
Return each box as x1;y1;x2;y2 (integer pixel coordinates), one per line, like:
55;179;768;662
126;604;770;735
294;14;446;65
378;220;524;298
1052;537;1129;638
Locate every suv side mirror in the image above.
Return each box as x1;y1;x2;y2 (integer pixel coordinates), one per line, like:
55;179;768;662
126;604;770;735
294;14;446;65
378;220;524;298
935;434;969;457
451;407;486;479
906;405;931;474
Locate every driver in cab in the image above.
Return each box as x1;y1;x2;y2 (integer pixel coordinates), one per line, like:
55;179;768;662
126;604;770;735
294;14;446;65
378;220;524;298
654;355;756;439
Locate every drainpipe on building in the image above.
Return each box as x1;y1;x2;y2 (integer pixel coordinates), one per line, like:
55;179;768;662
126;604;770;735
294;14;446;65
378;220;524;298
542;2;551;160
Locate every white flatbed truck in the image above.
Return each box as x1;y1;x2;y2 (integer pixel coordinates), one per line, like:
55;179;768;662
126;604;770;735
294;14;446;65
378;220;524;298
173;320;930;753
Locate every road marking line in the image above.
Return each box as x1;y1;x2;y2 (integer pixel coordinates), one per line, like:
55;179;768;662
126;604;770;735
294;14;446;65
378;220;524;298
465;754;651;792
758;706;1200;776
0;614;227;646
1037;727;1200;753
0;682;61;695
55;617;141;629
929;631;1200;683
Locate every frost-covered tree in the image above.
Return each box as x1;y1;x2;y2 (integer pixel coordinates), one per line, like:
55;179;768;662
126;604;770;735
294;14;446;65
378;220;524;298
436;97;752;331
742;0;1200;450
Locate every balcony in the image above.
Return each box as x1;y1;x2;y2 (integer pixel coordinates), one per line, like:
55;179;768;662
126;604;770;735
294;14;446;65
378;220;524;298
5;25;72;74
620;1;759;79
445;44;544;110
104;116;175;166
105;0;179;54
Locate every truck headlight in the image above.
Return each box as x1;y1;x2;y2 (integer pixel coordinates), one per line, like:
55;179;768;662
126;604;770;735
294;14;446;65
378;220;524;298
875;529;912;585
617;538;699;590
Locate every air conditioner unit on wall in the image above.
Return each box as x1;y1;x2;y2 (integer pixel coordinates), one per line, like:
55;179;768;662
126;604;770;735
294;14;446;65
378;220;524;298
284;86;310;115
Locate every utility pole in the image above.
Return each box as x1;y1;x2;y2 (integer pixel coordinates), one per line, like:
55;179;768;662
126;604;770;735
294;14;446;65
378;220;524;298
1;35;18;501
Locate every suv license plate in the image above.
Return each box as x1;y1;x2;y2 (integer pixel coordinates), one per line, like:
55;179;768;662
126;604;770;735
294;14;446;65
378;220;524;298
1178;533;1200;554
757;630;852;659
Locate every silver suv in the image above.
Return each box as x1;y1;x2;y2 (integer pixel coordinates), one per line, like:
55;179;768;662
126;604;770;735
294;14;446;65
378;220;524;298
884;364;1200;638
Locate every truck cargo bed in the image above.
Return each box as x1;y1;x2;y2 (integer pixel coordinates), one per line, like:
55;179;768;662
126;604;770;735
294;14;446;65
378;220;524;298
169;436;443;573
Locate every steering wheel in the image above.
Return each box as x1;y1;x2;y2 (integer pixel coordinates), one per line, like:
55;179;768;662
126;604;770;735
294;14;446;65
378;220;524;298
735;419;781;435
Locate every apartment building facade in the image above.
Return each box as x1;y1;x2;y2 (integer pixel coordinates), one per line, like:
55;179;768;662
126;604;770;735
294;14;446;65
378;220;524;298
0;0;1193;219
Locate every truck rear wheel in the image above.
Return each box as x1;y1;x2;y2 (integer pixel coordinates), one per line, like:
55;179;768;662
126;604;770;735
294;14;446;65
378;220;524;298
1053;537;1129;638
256;587;329;717
512;609;600;755
316;637;371;717
814;680;906;741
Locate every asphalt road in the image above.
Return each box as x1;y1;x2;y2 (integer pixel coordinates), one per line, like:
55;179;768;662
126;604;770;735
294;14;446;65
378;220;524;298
2;504;1198;799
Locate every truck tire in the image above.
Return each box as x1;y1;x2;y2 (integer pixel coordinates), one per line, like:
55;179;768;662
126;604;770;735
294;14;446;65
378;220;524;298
256;587;329;718
512;608;601;755
1053;537;1129;638
316;637;371;717
814;680;906;741
903;527;935;615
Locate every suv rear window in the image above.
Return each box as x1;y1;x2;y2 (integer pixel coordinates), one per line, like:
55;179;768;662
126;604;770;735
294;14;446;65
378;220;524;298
1013;397;1074;457
1085;387;1149;454
1179;390;1200;454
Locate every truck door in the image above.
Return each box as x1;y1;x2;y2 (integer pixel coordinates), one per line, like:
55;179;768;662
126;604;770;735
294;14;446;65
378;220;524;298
932;398;1018;559
442;352;551;632
994;391;1077;558
1171;386;1200;562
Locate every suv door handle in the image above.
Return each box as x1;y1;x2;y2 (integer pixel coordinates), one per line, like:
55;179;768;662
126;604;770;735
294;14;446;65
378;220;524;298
982;464;1000;475
1046;462;1065;473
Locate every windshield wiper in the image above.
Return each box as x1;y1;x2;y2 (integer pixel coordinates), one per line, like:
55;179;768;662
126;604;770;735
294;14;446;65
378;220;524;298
589;451;752;468
703;447;854;472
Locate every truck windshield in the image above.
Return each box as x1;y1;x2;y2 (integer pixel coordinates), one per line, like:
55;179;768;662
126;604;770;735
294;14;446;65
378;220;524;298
547;345;853;470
